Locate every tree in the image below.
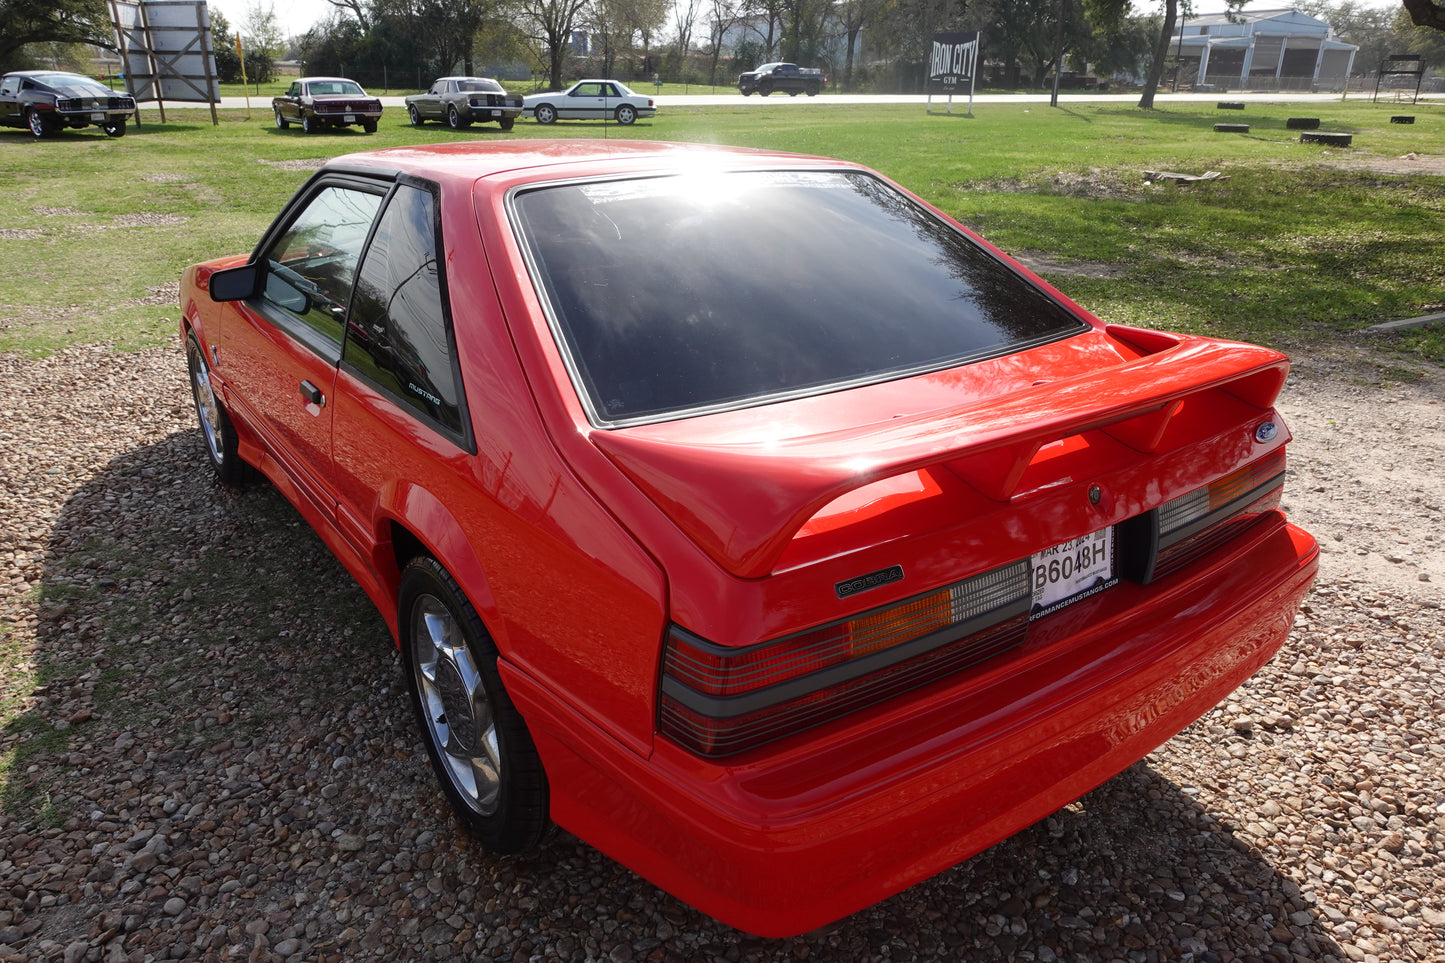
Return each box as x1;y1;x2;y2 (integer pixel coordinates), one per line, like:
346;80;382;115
1136;0;1176;108
210;10;244;83
514;0;592;87
1401;0;1445;31
835;0;894;88
0;0;112;69
670;0;703;72
702;0;744;82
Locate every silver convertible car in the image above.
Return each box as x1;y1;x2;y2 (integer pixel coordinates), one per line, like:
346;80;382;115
521;80;657;125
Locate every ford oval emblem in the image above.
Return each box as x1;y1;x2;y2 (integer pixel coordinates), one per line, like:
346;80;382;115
1255;422;1279;443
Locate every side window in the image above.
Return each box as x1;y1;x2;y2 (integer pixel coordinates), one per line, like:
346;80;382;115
344;184;464;435
261;185;383;346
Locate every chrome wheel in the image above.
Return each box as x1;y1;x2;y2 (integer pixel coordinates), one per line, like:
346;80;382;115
187;336;226;467
274;108;289;129
398;558;549;852
408;104;422;125
410;593;501;815
185;333;254;485
27;109;50;138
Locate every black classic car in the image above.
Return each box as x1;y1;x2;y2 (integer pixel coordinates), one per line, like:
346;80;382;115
405;76;522;130
273;77;383;134
0;71;136;138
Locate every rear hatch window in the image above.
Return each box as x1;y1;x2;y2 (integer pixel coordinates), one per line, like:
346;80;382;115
511;170;1087;426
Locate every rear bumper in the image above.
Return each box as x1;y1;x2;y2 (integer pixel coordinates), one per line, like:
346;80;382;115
503;517;1317;937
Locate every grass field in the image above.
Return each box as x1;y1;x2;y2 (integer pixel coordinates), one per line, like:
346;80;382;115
1;98;1441;361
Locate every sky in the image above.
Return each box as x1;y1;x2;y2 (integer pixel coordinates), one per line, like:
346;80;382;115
207;0;335;40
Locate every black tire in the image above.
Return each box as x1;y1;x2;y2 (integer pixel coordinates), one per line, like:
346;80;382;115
102;118;126;137
447;104;470;129
759;81;773;96
27;108;53;138
302;113;318;134
362;119;377;133
399;556;550;853
274;108;289;129
499;117;515;131
185;333;255;486
408;104;423;125
534;103;556;125
806;83;820;97
615;104;637;125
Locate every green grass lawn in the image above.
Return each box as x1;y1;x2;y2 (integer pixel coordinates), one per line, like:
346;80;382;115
1;99;1440;361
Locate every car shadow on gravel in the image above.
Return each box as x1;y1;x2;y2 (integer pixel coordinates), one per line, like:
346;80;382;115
2;426;1345;961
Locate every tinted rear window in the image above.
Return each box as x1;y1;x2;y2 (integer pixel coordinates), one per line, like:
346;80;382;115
511;170;1086;425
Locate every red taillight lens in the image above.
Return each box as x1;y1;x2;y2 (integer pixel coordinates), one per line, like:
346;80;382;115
1147;448;1286;581
659;561;1031;757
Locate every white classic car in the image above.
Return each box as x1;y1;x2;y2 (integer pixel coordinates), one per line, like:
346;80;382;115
521;80;657;125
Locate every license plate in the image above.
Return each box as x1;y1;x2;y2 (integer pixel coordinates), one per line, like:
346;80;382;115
91;112;105;120
344;113;356;122
1030;528;1117;620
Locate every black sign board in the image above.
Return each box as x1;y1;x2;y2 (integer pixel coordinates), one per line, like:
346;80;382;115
928;32;979;92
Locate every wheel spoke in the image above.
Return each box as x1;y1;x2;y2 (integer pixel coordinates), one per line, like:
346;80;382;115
410;593;502;816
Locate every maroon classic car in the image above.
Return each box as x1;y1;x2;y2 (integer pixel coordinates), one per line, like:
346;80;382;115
272;76;382;134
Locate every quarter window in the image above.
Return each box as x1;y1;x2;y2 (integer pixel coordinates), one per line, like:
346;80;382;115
344;184;464;435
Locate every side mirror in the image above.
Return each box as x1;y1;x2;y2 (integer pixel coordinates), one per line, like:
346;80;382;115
208;263;260;302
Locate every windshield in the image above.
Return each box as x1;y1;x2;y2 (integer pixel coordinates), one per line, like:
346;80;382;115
512;170;1087;425
36;73;109;95
309;80;365;96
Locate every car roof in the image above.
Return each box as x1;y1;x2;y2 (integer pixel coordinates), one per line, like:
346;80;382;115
324;140;840;187
4;70;90;80
299;76;359;84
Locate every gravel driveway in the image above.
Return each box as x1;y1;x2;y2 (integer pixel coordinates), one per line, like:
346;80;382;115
2;340;1442;963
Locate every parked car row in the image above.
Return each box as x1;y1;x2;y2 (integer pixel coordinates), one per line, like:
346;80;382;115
276;76;656;136
3;71;659;140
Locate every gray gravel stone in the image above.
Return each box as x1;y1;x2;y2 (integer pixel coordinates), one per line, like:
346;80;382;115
1;343;1442;963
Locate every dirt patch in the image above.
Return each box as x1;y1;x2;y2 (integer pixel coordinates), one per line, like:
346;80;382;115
258;158;328;172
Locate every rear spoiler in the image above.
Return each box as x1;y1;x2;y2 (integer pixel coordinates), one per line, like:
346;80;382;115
590;328;1289;579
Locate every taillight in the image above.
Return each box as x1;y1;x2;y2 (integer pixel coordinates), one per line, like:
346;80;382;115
1125;448;1286;583
659;561;1030;757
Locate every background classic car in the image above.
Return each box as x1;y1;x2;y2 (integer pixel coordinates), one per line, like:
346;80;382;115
0;70;135;138
405;76;522;130
521;80;656;124
179;140;1317;938
272;77;383;133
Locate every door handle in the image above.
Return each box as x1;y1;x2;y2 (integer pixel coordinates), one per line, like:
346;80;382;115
299;380;325;406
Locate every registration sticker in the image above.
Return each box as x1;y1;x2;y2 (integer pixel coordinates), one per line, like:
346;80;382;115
1030;528;1117;620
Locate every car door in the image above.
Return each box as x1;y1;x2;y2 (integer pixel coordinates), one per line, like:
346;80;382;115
219;179;386;521
0;75;20;127
425;81;449;120
329;179;473;557
561;82;605;120
279;81;303;122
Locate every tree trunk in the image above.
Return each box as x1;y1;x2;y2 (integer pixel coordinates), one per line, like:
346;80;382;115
1138;0;1177;109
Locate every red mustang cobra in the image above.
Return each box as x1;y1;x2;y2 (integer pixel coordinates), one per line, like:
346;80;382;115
179;141;1318;937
